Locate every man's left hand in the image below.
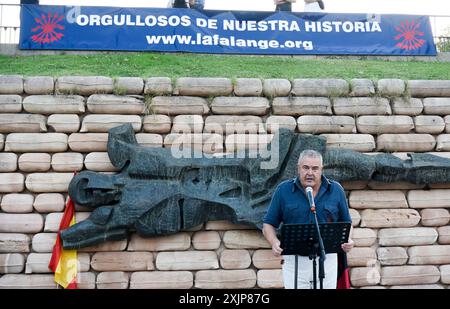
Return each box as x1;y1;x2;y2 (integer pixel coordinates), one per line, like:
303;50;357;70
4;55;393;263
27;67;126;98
341;238;354;252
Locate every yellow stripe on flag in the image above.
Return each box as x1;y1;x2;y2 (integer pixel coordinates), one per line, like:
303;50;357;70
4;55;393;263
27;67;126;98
54;216;77;289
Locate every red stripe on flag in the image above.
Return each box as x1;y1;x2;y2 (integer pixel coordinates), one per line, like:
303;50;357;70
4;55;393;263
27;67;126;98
337;268;351;289
67;277;77;289
48;196;75;272
48;172;78;289
48;232;62;272
337;252;351;289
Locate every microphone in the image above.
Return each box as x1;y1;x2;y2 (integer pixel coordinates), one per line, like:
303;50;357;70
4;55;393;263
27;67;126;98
305;186;316;213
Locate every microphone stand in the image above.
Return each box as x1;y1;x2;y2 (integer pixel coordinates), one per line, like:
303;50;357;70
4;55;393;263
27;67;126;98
310;204;326;289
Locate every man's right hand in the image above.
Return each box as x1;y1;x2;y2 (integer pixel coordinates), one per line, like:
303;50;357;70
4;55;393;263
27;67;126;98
263;223;283;257
271;239;283;256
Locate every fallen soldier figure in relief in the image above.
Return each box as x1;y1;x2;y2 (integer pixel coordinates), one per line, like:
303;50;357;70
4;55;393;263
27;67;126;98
61;124;450;249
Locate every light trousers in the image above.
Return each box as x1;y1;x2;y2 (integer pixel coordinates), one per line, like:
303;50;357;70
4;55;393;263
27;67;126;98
282;253;337;289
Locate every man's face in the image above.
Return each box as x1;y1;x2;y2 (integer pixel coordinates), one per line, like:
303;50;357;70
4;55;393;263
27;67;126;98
298;156;323;189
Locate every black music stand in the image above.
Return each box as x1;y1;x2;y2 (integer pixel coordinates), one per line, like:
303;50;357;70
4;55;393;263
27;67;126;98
280;222;351;289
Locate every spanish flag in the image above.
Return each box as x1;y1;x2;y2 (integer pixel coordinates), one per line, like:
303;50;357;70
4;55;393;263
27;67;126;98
48;196;77;289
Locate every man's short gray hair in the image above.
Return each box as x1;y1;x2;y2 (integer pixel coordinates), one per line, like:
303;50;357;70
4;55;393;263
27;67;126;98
297;150;323;166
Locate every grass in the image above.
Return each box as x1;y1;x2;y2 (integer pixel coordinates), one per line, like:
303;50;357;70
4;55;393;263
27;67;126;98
1;53;450;80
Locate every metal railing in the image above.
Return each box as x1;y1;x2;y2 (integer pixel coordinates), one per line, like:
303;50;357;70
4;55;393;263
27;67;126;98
431;15;450;52
0;3;20;44
1;3;450;51
0;26;20;44
435;36;450;52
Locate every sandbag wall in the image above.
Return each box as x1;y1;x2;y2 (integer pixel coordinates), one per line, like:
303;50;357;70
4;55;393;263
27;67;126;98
0;75;450;289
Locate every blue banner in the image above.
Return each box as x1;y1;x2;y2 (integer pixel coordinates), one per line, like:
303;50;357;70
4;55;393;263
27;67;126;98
19;4;437;56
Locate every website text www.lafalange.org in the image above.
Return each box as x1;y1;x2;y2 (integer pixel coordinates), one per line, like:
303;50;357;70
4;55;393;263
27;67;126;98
74;13;318;50
145;33;313;50
73;13;383;50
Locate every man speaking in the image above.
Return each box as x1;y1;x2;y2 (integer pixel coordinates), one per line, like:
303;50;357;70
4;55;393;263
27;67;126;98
262;150;354;289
